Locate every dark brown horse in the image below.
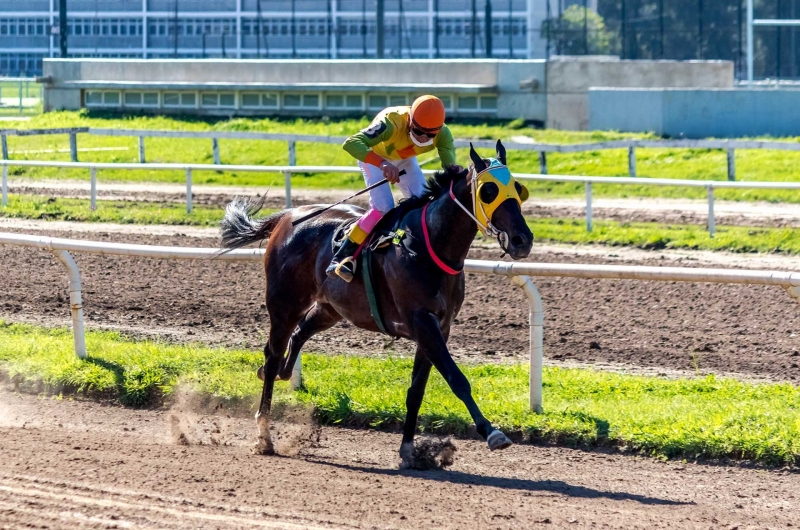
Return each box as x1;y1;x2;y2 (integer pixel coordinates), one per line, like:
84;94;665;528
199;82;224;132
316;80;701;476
220;141;533;467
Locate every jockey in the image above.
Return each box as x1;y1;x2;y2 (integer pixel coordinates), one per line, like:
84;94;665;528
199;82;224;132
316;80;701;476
326;95;458;282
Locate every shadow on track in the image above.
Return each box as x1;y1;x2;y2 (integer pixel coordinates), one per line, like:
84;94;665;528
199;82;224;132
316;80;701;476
307;459;693;506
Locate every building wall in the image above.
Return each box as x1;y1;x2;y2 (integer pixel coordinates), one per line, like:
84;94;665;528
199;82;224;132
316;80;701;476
546;57;734;130
588;88;800;138
43;58;545;120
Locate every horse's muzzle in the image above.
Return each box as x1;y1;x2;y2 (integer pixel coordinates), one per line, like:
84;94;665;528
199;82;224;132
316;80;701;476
506;232;533;260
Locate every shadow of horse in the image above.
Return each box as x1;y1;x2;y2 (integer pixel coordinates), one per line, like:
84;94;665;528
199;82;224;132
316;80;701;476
305;459;693;506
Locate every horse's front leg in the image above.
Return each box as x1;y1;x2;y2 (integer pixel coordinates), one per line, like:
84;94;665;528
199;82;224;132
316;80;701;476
400;347;433;467
412;310;512;451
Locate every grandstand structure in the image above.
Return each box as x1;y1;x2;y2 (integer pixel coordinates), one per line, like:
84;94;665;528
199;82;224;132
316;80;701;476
0;0;557;76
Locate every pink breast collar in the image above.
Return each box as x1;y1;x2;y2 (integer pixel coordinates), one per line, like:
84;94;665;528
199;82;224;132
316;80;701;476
421;197;462;276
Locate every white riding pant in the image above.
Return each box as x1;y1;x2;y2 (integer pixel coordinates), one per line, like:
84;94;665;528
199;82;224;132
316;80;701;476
358;157;426;213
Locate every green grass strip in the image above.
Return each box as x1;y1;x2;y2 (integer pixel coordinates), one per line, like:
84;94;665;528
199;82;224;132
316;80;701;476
1;321;799;466
3;195;798;255
3;111;800;202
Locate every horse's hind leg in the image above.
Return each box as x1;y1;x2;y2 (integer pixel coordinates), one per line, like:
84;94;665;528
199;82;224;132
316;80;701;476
254;305;308;455
277;303;342;382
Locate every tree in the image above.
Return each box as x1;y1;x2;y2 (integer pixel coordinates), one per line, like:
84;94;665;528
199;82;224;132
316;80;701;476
544;5;616;56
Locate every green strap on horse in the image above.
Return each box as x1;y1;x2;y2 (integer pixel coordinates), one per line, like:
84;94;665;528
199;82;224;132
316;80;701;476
360;228;408;338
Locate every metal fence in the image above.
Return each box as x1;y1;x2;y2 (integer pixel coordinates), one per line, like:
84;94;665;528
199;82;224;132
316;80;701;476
3;157;800;237
1;232;798;412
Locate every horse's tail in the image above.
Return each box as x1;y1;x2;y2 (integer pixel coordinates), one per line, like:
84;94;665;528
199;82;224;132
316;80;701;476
219;197;290;252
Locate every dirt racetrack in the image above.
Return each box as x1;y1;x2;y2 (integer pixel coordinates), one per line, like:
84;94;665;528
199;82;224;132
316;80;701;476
1;390;799;529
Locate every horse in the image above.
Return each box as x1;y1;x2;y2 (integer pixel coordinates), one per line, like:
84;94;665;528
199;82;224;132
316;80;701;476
219;141;534;467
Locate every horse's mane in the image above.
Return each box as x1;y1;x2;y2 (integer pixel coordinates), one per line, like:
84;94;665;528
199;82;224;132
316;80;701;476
391;165;469;218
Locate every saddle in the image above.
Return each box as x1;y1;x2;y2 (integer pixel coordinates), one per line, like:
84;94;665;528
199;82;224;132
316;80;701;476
330;207;418;337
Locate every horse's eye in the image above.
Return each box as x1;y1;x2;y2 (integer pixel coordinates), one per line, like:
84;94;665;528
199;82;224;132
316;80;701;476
515;181;530;202
479;182;499;204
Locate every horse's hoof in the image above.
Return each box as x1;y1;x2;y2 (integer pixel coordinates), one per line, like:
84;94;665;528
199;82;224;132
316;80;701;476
398;442;415;469
256;365;265;382
487;430;513;451
252;438;275;456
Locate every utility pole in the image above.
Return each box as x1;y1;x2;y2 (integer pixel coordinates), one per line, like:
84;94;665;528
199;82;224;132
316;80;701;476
433;0;439;58
173;0;179;58
471;0;477;57
377;0;385;58
58;0;68;57
485;0;492;58
583;0;588;54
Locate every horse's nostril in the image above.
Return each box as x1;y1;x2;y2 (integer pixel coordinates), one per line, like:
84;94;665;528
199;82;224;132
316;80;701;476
511;235;526;247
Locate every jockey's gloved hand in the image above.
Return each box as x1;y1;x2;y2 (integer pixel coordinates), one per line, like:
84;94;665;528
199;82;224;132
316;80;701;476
379;161;401;184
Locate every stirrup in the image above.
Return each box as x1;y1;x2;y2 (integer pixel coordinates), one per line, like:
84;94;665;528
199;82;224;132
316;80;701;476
334;257;357;283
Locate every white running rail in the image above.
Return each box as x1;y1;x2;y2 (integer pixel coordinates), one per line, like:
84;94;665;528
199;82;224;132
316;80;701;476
3;158;800;236
1;232;798;412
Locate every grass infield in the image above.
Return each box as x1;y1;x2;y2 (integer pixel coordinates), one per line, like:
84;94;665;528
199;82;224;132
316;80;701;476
1;321;799;466
2;194;798;254
2;111;800;203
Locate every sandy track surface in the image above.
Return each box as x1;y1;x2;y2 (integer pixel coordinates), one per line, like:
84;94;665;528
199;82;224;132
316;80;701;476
10;179;800;227
1;225;798;382
1;390;798;529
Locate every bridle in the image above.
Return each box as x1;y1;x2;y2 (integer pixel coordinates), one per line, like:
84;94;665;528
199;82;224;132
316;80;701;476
420;164;517;275
447;164;512;253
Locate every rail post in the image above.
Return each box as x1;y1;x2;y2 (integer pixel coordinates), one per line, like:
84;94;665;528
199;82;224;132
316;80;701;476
284;171;292;208
90;168;97;211
288;140;297;166
628;145;637;177
138;136;146;164
1;134;8;160
18;79;23;114
538;151;547;174
585;181;593;232
707;185;715;237
290;355;303;390
52;249;87;359
1;165;7;207
512;275;543;414
212;138;221;165
185;168;193;213
69;132;78;162
727;149;736;181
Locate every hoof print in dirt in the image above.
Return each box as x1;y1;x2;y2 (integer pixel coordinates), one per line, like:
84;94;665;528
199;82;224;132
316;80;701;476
400;438;457;471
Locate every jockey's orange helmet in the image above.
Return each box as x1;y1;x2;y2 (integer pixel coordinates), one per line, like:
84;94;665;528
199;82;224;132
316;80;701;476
410;95;446;134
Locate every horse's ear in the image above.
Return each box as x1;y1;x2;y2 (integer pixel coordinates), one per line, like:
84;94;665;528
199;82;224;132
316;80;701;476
469;143;487;173
496;140;507;166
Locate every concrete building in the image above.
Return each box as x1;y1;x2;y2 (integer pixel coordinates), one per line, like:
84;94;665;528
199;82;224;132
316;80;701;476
589;87;800;138
0;0;570;76
42;56;732;128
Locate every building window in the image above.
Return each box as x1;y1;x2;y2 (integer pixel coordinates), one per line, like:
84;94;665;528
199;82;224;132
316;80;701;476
327;94;363;110
181;93;196;107
388;95;406;106
457;96;478;111
219;93;235;107
85;91;102;106
480;96;498;110
262;93;278;108
163;92;180;107
241;93;261;108
201;93;218;107
438;95;452;111
284;93;319;109
143;92;159;106
124;92;142;106
368;95;387;109
104;92;121;105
